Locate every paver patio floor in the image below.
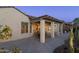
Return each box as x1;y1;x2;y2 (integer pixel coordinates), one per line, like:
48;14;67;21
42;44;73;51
0;33;69;53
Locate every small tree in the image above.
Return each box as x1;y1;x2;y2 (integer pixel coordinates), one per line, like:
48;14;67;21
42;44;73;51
73;18;79;23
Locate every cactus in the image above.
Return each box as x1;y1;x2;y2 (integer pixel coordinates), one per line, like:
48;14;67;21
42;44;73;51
69;28;74;53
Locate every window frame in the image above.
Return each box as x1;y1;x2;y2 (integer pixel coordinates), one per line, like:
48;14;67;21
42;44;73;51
21;22;28;34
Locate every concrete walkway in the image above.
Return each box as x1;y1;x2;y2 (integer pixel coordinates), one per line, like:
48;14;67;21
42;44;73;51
0;33;69;53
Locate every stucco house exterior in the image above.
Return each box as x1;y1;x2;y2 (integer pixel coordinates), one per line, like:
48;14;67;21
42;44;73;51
30;15;64;43
0;7;32;42
63;22;72;33
0;6;64;43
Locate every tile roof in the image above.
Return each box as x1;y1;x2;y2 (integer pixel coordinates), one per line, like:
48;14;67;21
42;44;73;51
38;15;64;23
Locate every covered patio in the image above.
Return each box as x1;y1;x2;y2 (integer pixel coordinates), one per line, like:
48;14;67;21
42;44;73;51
31;17;64;43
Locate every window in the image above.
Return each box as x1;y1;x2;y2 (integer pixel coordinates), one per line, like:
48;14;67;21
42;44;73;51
21;22;28;33
30;23;32;33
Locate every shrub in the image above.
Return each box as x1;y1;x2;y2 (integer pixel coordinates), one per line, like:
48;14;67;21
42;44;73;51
0;25;12;40
11;46;22;53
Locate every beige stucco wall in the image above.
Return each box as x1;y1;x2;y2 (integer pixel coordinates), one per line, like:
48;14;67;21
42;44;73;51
54;22;63;36
0;8;32;41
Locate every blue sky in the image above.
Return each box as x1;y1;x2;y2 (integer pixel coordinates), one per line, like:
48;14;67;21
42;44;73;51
16;6;79;22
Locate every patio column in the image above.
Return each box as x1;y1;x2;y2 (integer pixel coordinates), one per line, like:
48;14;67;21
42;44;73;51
60;23;63;35
51;22;55;38
28;22;30;33
57;23;60;36
40;20;45;43
32;23;34;34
